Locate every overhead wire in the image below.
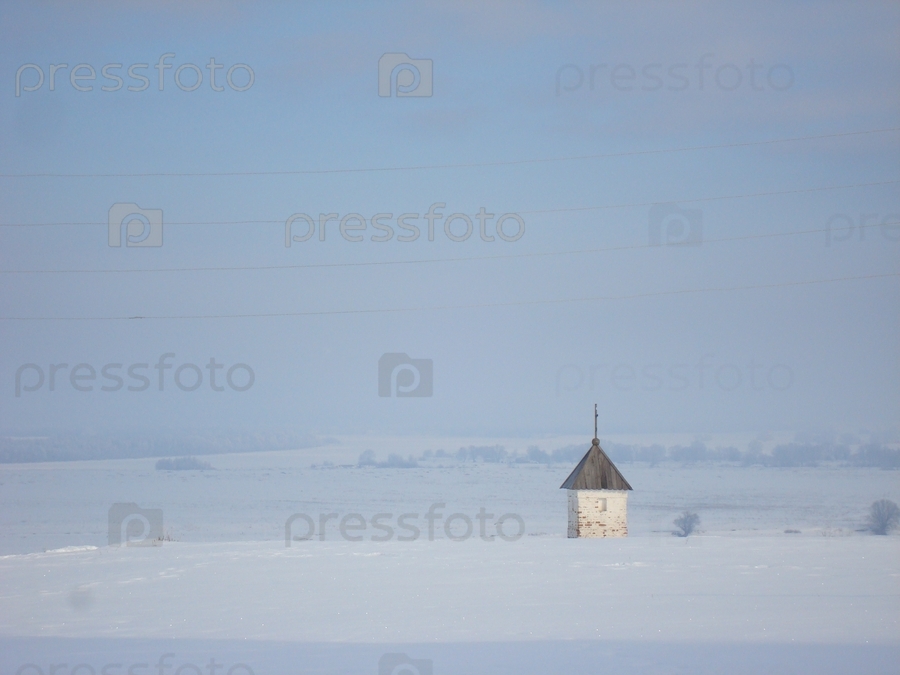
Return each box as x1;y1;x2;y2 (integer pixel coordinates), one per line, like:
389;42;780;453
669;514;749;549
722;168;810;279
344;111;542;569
2;220;897;275
2;272;896;321
1;128;897;179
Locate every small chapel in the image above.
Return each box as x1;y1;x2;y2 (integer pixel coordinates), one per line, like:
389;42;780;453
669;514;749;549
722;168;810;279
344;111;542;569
560;405;633;538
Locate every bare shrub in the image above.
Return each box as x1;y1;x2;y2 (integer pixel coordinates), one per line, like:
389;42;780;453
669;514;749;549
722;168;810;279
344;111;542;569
867;499;900;535
673;511;700;537
156;529;176;542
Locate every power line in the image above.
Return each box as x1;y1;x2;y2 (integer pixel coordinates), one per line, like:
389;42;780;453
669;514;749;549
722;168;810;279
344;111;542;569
3;221;896;275
1;128;897;179
2;272;896;321
1;179;896;228
520;180;900;216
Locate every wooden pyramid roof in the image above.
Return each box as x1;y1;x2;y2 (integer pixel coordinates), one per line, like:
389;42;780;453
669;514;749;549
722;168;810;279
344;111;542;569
560;438;632;491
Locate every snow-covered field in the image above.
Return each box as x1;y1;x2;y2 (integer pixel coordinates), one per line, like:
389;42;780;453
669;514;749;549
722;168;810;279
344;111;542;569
1;437;898;674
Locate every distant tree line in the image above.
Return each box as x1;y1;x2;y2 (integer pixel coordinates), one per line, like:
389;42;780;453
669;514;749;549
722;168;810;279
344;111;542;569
357;449;419;468
356;440;900;469
5;433;898;470
155;456;214;471
0;432;322;464
559;440;900;468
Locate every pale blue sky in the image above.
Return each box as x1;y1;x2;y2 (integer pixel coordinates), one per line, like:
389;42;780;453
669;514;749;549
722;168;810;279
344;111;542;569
1;1;898;437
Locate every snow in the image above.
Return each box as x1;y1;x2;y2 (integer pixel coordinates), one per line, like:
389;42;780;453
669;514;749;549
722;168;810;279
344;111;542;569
1;438;898;674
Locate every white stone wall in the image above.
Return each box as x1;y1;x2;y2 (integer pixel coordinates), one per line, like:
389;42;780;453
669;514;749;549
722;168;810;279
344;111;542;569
567;489;628;538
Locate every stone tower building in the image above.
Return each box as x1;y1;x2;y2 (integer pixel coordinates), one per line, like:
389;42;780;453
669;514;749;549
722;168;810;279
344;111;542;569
560;406;633;538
